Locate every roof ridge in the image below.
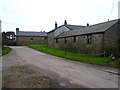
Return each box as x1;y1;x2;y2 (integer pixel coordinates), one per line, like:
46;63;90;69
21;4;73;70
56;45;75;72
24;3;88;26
48;24;84;33
19;31;47;33
88;19;119;27
66;24;85;26
55;19;119;38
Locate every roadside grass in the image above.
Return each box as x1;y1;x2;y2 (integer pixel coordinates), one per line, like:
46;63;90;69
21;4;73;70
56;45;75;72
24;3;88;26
28;44;119;68
0;47;12;56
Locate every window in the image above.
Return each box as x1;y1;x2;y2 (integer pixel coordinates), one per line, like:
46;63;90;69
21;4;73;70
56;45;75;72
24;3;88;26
30;38;34;40
73;36;76;42
44;37;47;40
65;38;67;44
86;35;92;44
56;38;58;43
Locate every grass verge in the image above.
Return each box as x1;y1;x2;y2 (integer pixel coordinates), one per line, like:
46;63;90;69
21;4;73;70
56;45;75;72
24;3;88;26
0;47;12;56
28;44;119;68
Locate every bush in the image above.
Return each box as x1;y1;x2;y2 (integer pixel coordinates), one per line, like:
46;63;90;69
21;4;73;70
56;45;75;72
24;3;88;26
105;45;120;58
2;47;12;56
7;40;16;46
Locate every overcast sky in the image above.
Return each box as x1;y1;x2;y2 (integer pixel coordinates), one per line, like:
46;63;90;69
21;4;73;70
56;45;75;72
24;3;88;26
0;0;119;33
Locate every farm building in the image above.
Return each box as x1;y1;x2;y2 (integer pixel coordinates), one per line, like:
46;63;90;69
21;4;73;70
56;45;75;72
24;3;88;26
47;20;85;47
48;19;120;55
16;28;47;45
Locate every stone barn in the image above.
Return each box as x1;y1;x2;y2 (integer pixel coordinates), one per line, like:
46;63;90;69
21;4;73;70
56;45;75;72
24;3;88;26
47;20;85;47
48;19;120;55
16;28;47;45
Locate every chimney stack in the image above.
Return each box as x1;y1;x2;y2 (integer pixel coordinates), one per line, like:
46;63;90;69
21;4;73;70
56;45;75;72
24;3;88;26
16;28;19;34
55;21;57;29
87;23;89;26
64;20;67;25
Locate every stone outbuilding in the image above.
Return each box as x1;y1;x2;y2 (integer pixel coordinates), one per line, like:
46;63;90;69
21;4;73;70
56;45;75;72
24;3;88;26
48;19;120;55
16;28;47;45
47;20;85;47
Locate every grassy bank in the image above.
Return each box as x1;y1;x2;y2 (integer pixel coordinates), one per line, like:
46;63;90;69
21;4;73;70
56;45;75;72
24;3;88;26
0;47;12;56
28;44;119;68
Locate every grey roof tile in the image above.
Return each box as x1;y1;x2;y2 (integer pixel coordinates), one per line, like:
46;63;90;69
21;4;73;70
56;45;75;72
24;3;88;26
56;19;119;38
47;24;85;33
65;24;85;30
16;31;47;37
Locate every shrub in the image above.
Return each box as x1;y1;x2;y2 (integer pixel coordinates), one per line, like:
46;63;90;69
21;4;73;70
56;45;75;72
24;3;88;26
7;40;16;46
105;45;120;58
2;47;12;56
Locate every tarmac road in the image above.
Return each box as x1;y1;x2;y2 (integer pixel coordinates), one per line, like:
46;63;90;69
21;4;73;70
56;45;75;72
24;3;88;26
2;46;119;88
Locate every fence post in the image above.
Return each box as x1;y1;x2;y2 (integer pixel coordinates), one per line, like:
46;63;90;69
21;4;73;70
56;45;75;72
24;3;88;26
65;47;66;56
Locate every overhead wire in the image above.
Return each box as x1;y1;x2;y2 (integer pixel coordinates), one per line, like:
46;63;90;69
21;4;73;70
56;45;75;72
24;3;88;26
108;0;117;20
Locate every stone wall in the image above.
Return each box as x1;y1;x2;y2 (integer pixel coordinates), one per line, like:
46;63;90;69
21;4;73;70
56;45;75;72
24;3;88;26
48;20;120;55
47;32;54;47
16;36;47;46
104;21;119;49
54;33;104;55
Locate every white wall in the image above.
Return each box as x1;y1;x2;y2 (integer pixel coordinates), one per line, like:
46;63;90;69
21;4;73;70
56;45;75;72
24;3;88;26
118;1;120;19
54;26;70;37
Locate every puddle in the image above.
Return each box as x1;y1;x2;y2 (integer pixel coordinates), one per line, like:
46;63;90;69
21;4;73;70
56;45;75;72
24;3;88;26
59;82;67;88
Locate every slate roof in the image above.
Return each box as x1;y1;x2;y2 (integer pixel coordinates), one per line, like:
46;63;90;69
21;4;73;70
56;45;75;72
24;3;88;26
55;19;119;38
47;24;85;33
16;31;47;37
65;24;85;30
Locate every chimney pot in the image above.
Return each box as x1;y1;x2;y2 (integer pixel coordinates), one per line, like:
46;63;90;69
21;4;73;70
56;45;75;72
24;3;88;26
87;23;89;26
16;28;19;34
64;20;67;25
55;21;57;29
